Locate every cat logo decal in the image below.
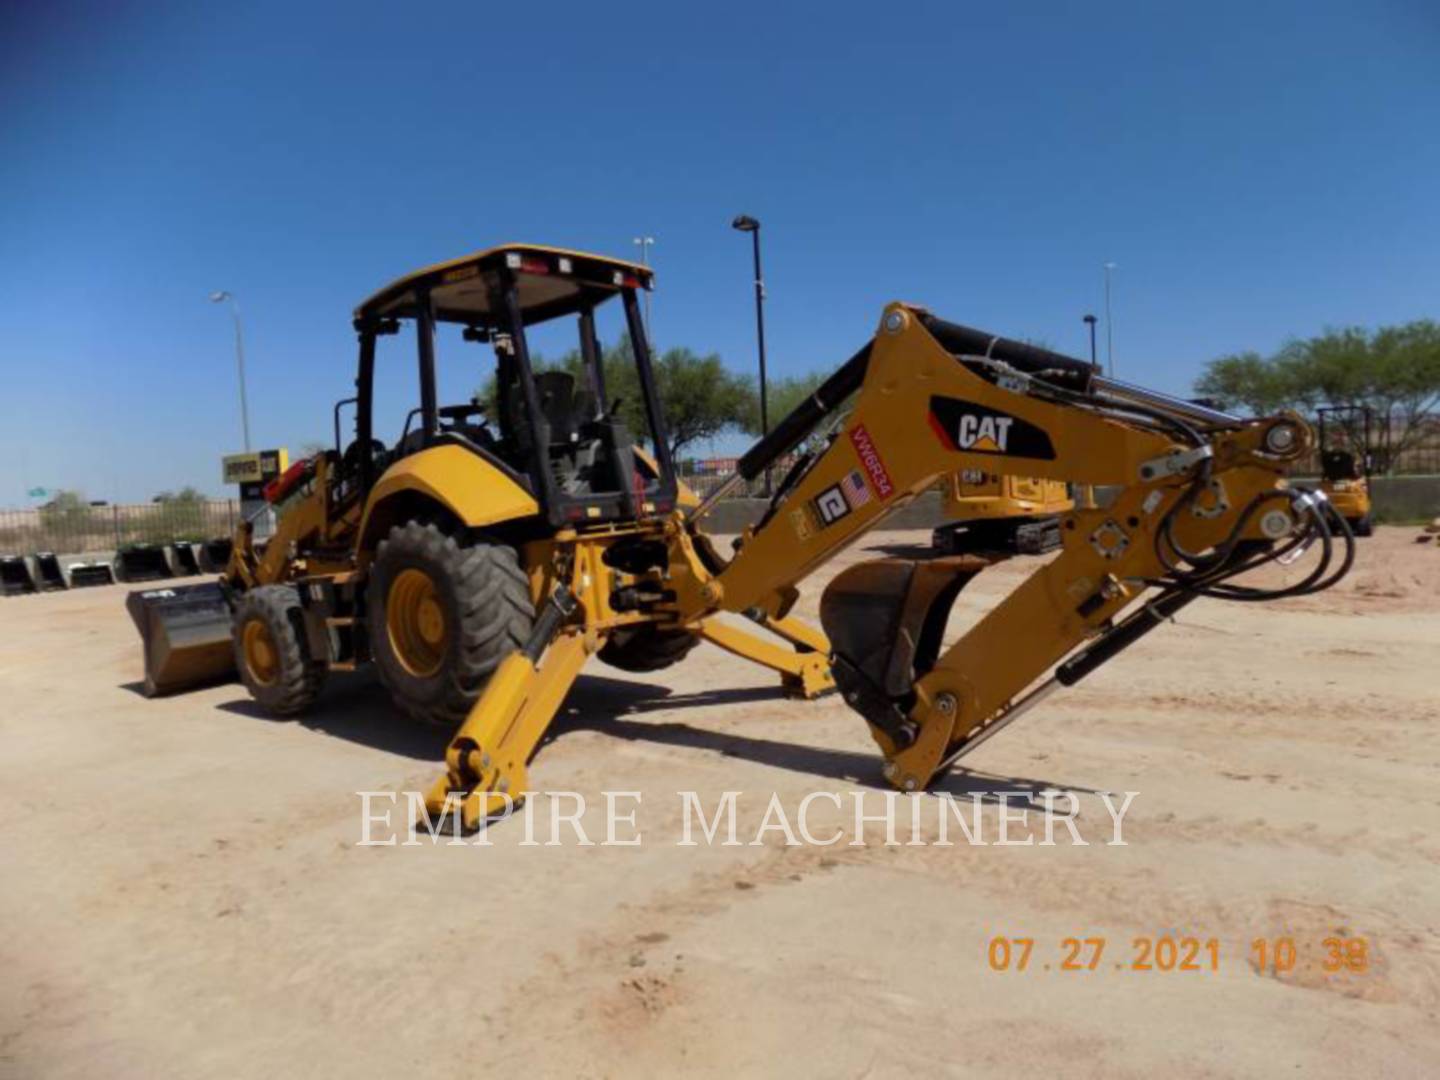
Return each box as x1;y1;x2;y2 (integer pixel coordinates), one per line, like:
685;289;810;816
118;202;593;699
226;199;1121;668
928;397;1056;460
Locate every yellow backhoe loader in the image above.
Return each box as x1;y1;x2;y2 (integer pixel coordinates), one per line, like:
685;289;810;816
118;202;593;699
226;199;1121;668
130;244;1355;828
129;245;833;718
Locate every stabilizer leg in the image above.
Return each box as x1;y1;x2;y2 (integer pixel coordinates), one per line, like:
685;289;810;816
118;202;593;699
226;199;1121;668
697;616;835;698
424;587;591;831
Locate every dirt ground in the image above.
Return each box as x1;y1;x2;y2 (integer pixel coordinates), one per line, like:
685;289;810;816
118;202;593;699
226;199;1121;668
2;527;1438;1078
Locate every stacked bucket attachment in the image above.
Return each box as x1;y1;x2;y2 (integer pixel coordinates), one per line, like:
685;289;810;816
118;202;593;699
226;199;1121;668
0;556;38;596
200;539;233;573
126;582;237;696
116;543;174;583
69;562;116;587
33;552;68;591
171;542;202;576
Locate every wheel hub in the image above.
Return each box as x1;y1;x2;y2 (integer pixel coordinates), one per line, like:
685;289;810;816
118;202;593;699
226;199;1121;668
387;568;448;677
241;619;279;686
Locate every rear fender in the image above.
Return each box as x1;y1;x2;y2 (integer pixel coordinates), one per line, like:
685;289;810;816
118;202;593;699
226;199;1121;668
358;444;539;553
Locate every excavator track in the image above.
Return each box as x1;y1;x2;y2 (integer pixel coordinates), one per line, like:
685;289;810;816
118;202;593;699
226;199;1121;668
931;514;1063;557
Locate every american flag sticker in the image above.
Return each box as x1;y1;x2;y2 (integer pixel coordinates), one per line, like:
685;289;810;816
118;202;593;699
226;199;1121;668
841;469;872;508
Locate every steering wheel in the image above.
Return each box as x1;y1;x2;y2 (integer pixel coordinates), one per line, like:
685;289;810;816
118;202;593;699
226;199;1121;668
439;403;487;424
340;437;388;480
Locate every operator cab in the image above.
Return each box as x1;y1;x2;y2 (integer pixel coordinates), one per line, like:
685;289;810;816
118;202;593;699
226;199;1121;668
339;245;678;530
1317;405;1375;483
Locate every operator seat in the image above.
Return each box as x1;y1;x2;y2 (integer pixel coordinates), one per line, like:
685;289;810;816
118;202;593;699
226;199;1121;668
535;371;580;444
533;371;607;494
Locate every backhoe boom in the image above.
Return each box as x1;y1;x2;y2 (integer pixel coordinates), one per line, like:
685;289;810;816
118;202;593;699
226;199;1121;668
694;302;1349;792
427;300;1352;823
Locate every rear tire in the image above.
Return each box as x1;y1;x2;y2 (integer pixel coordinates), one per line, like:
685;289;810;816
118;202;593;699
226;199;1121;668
233;585;325;716
1351;514;1374;537
367;522;533;726
597;625;699;673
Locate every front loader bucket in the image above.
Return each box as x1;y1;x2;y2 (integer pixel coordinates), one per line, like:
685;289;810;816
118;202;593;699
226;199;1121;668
125;582;236;696
33;552;68;591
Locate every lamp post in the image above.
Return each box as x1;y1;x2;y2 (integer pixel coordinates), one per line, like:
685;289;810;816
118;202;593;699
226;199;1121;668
731;214;769;495
1083;313;1098;367
209;290;252;451
632;235;655;339
1102;262;1118;378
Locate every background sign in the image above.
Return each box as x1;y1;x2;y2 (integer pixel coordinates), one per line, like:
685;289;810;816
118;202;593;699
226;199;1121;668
222;449;288;486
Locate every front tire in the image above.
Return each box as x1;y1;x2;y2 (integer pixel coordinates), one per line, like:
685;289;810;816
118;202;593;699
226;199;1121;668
367;522;533;726
233;585;325;715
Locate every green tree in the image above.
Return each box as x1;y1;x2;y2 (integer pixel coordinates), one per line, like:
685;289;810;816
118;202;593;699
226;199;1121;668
1195;321;1440;471
742;371;858;455
648;346;754;457
147;486;207;541
747;371;825;433
1194;351;1294;415
479;339;755;458
39;490;99;549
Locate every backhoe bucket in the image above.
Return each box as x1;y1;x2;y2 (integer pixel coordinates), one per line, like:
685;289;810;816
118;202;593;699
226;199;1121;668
126;582;236;696
819;556;993;743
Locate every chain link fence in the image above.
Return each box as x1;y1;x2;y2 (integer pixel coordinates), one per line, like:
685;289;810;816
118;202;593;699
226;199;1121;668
0;500;239;557
1296;413;1440;476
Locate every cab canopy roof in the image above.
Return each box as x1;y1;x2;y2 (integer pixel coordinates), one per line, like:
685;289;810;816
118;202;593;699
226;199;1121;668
354;244;653;327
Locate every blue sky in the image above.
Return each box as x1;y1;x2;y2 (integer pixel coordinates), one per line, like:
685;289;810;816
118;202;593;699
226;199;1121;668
2;0;1436;504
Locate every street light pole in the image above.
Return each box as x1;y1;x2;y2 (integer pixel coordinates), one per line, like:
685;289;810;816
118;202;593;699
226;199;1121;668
1102;262;1118;378
632;236;655;340
1083;313;1098;367
209;290;251;451
731;214;769;495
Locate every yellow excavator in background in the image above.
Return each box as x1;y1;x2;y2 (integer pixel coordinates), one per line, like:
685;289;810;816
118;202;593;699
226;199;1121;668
1317;405;1377;537
130;245;1355;828
931;470;1073;555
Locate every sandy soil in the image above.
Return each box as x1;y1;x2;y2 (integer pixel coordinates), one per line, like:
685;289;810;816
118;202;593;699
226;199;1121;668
2;528;1438;1078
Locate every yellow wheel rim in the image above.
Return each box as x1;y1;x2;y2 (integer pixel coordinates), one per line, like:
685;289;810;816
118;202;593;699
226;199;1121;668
241;618;279;686
387;568;447;678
